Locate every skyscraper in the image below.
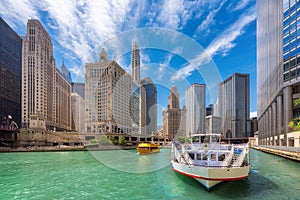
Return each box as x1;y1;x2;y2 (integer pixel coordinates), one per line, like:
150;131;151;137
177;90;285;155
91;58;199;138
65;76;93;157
141;77;157;134
0;17;22;125
85;48;132;134
22;19;71;131
163;86;181;139
131;42;140;83
218;73;250;138
257;0;300;146
71;82;85;99
185;84;206;135
60;60;72;82
71;92;85;132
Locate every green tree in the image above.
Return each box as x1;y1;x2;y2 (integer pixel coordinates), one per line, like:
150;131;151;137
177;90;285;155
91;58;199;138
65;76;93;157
175;136;191;144
89;139;98;144
294;97;300;107
118;136;126;145
110;136;118;145
99;135;111;145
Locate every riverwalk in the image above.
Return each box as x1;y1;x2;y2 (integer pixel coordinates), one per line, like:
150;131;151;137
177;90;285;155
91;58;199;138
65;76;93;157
251;145;300;162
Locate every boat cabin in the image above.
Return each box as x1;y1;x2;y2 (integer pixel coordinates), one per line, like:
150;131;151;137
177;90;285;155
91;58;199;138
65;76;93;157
191;133;221;144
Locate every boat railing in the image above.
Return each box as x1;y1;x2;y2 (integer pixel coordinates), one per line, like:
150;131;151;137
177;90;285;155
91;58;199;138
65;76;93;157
220;146;234;167
172;142;193;166
232;145;247;167
173;144;184;163
185;143;223;151
181;145;194;165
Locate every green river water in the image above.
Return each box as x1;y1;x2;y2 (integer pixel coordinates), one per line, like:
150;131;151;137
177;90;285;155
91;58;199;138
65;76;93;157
0;149;299;200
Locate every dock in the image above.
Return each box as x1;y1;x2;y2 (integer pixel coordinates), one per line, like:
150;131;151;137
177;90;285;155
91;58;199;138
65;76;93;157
251;145;300;162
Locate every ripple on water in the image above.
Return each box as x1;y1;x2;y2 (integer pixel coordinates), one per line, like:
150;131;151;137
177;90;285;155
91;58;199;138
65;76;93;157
0;149;299;200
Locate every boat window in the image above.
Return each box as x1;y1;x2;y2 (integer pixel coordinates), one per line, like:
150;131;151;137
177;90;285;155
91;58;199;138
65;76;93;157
192;136;199;143
202;154;207;160
189;153;195;160
210;135;219;143
218;154;225;161
211;154;216;161
196;154;201;160
200;136;207;143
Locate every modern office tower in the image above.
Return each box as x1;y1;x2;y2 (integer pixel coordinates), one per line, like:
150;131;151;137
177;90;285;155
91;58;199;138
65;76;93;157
141;77;157;134
206;104;213;116
130;81;146;135
218;73;250;138
139;85;146;134
250;117;258;137
22;19;71;131
163;86;181;139
0;17;22;125
186;84;206;135
205;115;222;134
257;0;300;146
85;48;132;134
131;83;141;134
71;92;85;132
178;105;187;136
60;61;72;82
131;42;140;83
71;82;85;99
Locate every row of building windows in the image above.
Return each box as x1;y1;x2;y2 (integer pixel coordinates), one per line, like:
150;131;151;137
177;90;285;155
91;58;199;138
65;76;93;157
283;67;300;81
284;56;300;71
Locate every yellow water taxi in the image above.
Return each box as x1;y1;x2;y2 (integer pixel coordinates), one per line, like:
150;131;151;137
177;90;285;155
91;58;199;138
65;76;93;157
137;143;160;154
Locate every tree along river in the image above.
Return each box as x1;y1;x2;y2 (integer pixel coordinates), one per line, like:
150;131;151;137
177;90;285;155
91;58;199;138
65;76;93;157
0;148;299;199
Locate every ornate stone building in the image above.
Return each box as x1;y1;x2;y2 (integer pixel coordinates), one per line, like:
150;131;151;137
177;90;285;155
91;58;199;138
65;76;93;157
163;86;182;139
85;49;132;134
22;19;71;131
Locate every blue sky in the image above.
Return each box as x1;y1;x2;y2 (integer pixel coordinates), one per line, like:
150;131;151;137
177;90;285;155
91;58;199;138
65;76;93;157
0;0;257;125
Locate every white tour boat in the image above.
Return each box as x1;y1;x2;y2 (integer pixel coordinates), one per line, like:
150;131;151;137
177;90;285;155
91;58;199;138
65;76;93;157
171;134;250;190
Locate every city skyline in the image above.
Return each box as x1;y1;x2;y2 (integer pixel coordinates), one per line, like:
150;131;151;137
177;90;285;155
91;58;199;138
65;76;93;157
0;0;257;125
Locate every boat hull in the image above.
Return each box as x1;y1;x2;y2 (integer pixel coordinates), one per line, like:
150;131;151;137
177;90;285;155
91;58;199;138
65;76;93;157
171;160;250;190
137;148;160;154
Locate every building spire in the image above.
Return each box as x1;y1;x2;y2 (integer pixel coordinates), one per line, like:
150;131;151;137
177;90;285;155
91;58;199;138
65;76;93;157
100;48;108;62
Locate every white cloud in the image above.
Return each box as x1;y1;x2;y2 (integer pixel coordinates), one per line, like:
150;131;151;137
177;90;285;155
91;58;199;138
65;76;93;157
232;0;251;12
171;6;256;81
158;54;173;80
157;0;184;29
0;0;39;31
156;0;206;30
195;0;226;33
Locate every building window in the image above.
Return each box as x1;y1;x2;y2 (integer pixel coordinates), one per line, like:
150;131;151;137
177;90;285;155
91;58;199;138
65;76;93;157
284;72;290;81
284;62;290;71
291;69;296;78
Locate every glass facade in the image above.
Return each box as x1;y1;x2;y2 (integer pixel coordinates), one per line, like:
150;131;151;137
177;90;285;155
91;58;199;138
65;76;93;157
218;74;250;138
130;82;140;134
0;17;22;125
283;0;300;82
257;0;283;116
141;78;157;134
71;82;85;99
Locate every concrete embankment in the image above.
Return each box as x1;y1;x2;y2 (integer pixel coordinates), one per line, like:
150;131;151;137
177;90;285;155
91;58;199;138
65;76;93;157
251;145;300;162
0;145;137;153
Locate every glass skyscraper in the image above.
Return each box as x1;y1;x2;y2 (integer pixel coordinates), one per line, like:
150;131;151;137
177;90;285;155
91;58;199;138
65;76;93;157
0;17;22;125
141;77;157;135
257;0;300;146
283;0;300;83
218;73;250;138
